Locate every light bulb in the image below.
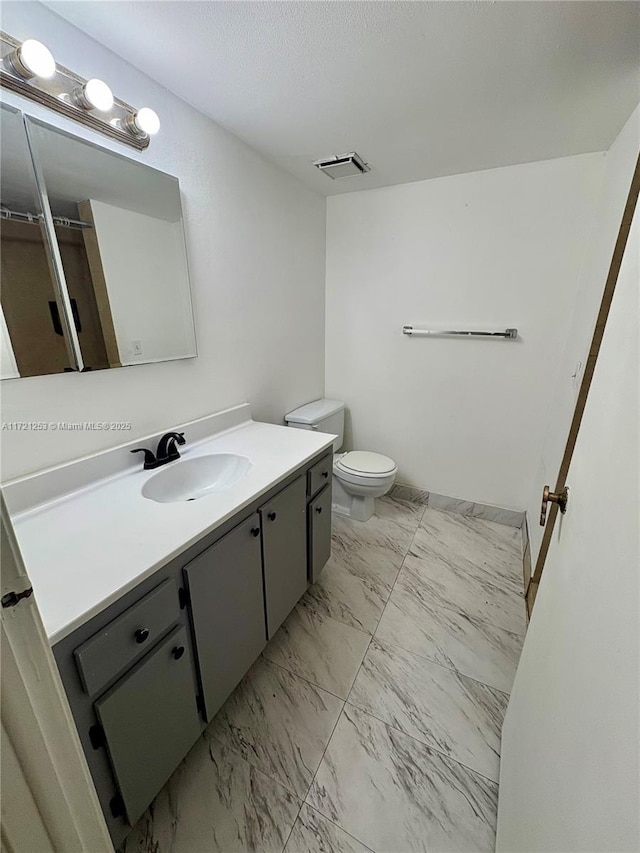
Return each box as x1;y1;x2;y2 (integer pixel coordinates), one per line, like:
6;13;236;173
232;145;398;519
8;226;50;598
8;38;56;79
76;78;114;112
130;107;160;137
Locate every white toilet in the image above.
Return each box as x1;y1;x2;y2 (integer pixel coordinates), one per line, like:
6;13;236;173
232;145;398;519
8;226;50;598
285;399;397;522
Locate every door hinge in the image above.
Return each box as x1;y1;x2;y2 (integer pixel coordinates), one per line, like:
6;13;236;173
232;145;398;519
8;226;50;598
1;587;34;609
195;694;206;716
109;794;125;819
178;587;189;609
89;724;106;749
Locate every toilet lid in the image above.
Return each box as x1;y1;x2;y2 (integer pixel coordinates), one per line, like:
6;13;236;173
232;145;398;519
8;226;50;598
336;451;396;475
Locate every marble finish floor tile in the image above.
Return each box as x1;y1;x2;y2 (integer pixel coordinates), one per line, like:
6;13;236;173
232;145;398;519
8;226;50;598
284;803;373;853
209;655;343;799
331;512;414;586
264;598;371;699
420;508;522;591
304;555;391;635
404;526;526;635
307;704;498;853
303;506;418;635
375;561;524;692
389;483;430;506
123;732;301;853
349;640;508;781
372;494;426;532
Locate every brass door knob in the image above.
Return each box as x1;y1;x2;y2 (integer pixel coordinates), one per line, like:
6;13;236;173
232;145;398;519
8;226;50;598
540;485;569;526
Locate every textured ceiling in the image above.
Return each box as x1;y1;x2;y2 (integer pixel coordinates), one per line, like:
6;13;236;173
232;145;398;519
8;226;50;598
43;1;640;195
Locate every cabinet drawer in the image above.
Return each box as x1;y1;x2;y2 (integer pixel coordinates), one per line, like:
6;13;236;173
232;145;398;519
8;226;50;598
308;453;332;498
95;625;201;827
74;579;179;697
308;484;332;584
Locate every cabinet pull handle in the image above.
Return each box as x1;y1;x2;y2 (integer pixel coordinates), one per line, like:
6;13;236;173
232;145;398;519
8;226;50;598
251;527;261;537
134;627;150;644
315;506;323;514
172;646;185;660
268;511;277;522
322;471;329;479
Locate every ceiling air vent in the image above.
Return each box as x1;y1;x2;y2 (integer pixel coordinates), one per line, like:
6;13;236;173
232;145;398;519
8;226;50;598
314;152;370;179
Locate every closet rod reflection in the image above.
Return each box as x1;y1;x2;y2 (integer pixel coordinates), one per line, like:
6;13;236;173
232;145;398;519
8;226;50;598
0;206;92;230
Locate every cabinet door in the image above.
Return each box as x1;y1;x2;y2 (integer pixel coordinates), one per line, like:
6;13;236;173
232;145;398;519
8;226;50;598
260;476;307;637
184;513;266;721
308;484;332;584
94;625;201;827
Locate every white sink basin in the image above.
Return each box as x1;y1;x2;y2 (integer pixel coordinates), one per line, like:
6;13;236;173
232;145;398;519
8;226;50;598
142;453;252;503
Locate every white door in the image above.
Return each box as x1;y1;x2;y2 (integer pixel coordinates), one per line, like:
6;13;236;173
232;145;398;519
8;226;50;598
496;208;639;850
0;496;113;853
524;106;639;571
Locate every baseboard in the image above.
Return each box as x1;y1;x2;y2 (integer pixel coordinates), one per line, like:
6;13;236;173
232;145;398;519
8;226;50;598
389;484;525;529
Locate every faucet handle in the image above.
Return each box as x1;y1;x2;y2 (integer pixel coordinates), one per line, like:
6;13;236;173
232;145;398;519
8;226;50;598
131;448;158;470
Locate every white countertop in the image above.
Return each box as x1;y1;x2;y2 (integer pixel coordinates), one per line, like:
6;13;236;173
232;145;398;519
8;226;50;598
4;407;333;645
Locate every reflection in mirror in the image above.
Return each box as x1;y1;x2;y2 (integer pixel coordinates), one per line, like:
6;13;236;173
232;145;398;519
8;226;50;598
26;119;197;372
0;105;77;378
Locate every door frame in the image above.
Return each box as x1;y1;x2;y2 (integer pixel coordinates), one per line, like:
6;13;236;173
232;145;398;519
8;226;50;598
528;153;640;614
1;493;113;853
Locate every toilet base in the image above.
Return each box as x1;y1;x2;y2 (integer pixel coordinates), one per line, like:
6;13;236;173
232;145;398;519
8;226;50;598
332;474;388;522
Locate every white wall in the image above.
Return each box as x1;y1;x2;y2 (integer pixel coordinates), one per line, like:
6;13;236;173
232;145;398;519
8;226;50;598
526;104;640;563
496;204;639;853
0;2;326;481
87;200;195;365
325;154;604;509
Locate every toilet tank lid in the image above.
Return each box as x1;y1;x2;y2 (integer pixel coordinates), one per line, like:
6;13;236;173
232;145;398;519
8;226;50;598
285;399;345;425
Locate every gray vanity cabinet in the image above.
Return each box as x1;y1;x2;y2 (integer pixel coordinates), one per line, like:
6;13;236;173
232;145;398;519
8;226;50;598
260;475;308;637
94;625;201;827
183;512;266;722
308;484;332;583
52;448;332;849
307;451;333;584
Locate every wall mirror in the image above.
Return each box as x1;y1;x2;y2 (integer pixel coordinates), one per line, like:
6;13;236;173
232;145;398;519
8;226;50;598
0;104;197;379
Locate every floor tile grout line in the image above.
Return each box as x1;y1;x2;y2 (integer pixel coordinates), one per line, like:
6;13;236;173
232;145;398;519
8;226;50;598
295;499;427;847
304;502;424;637
262;654;353;703
280;794;305;853
364;634;511;699
298;695;347;816
342;700;501;787
299;802;378;853
343;503;427;709
397;556;528;634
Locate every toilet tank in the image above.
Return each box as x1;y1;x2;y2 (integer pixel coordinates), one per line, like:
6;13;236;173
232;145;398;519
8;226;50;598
284;399;345;451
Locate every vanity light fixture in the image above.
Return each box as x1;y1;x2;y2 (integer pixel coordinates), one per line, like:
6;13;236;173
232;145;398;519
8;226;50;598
5;38;56;79
122;106;160;137
74;78;114;112
0;30;158;151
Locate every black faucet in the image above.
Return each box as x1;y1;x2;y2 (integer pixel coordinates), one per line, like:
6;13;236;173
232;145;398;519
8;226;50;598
131;431;186;470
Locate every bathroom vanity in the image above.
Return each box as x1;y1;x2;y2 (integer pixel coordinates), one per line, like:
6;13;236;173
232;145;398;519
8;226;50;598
3;405;333;847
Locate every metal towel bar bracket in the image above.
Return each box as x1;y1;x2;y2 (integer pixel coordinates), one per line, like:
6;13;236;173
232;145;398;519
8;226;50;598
402;326;518;339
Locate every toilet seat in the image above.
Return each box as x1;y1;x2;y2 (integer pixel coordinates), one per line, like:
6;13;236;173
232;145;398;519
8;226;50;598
335;451;396;478
336;450;396;477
